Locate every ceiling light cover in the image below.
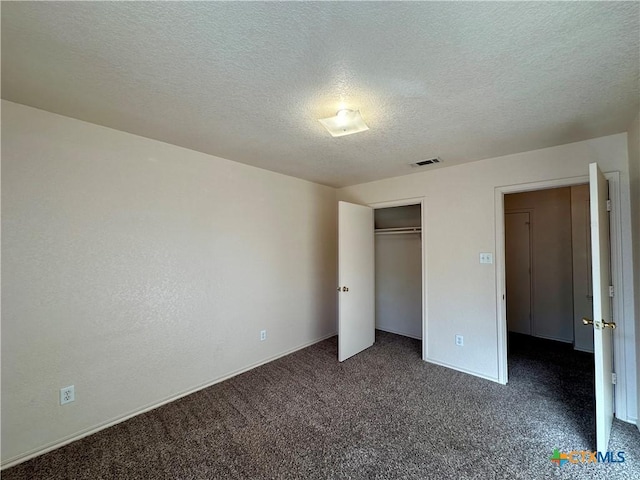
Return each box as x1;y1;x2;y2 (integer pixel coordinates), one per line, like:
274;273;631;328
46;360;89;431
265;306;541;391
319;109;369;137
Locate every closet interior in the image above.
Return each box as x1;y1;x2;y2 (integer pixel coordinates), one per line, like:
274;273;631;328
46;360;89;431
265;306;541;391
374;204;423;340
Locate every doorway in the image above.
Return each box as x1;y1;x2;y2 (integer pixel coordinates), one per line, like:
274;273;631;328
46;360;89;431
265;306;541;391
504;185;596;444
504;185;592;350
496;172;624;389
374;204;423;348
496;167;625;450
337;197;426;362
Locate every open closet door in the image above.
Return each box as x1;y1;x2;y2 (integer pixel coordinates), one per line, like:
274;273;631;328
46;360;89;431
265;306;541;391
587;162;615;452
338;201;374;362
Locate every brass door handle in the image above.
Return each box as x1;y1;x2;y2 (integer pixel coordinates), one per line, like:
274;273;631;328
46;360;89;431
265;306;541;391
582;317;616;329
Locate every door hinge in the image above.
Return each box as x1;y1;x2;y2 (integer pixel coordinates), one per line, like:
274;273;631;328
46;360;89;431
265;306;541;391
612;373;617;385
609;285;614;297
606;199;611;212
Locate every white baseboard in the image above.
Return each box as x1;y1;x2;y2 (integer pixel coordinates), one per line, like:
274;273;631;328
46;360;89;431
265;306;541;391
376;326;422;340
531;333;573;344
573;345;594;354
425;357;503;384
1;332;337;470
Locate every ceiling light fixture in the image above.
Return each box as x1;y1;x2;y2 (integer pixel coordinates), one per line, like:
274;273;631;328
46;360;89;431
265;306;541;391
319;109;369;137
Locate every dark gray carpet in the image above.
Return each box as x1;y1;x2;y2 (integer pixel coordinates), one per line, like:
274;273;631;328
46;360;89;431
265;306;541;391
3;331;639;479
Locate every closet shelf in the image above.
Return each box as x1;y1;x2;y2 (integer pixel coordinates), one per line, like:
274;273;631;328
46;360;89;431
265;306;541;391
374;227;422;235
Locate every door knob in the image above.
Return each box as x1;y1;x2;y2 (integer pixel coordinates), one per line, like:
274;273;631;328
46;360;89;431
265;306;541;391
582;317;616;329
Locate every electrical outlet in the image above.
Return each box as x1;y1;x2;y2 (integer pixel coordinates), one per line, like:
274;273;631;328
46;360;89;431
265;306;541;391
455;335;464;347
60;385;75;405
260;330;267;341
479;253;493;264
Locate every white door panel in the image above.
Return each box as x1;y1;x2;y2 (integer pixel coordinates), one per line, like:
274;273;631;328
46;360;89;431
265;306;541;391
338;201;375;362
588;163;614;452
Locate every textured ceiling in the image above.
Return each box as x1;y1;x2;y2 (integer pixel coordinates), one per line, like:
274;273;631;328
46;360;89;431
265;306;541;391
2;2;639;187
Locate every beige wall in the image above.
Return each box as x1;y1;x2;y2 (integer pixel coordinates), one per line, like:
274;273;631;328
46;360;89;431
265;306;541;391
375;234;422;339
627;112;640;431
505;188;574;343
339;133;637;423
1;101;338;465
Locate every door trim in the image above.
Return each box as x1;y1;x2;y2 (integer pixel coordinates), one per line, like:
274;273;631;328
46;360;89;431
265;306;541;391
495;172;627;421
368;197;427;361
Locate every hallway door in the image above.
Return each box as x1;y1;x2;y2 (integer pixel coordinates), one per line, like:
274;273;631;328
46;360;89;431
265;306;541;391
505;212;532;335
588;162;615;452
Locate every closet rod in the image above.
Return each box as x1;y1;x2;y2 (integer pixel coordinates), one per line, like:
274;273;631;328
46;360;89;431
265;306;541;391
375;227;421;235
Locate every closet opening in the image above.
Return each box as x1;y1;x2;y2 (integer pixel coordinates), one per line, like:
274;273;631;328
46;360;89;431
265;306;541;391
374;203;423;357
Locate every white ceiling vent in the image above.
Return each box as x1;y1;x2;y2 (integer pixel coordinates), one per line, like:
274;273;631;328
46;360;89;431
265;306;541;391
411;157;442;167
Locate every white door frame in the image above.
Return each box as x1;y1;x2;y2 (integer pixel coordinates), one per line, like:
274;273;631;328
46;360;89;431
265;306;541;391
368;197;427;361
495;172;627;420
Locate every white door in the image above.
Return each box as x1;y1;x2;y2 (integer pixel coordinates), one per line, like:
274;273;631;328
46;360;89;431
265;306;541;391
505;212;532;335
588;162;615;452
338;201;375;362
